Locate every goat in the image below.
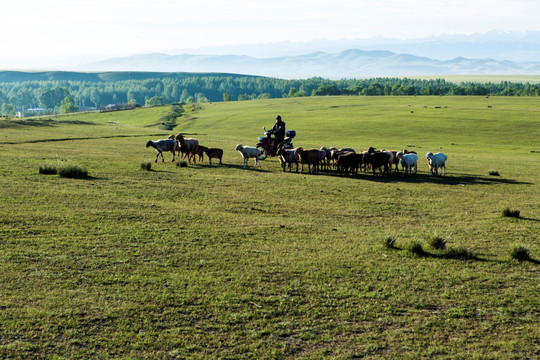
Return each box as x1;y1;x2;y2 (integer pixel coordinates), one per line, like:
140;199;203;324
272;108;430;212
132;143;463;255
295;147;320;174
235;144;262;168
396;152;418;176
277;148;299;172
175;134;199;163
146;139;177;162
426;152;448;176
204;148;223;166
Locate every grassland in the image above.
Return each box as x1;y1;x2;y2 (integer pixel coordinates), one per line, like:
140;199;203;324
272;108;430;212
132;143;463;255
411;75;540;84
0;96;538;359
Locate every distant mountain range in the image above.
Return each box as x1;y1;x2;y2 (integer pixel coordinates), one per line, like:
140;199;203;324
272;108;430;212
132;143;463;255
4;31;539;79
74;49;540;79
161;31;540;62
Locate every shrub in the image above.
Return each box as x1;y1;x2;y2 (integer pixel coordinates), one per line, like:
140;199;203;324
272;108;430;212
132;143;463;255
383;236;397;249
489;170;500;176
177;161;188;168
140;161;152;171
39;163;58;175
501;208;520;218
58;164;88;179
407;241;425;256
509;245;531;261
428;236;447;250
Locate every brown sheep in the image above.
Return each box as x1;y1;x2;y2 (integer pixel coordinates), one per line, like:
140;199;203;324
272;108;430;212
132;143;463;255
194;145;208;163
362;151;391;176
204;148;223;166
337;152;363;176
295;147;320;174
277;148;299;172
175;134;199;163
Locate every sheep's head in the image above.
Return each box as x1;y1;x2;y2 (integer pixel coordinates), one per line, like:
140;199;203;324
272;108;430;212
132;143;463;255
426;152;433;160
295;147;303;153
235;144;243;151
175;134;184;142
368;147;376;153
396;151;404;159
145;140;154;148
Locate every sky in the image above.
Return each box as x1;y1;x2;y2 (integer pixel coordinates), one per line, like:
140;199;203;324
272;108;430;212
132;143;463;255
2;0;539;66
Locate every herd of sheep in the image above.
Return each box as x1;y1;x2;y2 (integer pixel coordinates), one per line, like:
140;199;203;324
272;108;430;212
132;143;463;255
146;134;448;177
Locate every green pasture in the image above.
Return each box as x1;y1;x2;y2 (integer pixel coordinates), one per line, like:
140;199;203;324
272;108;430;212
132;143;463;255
0;96;538;359
411;75;540;84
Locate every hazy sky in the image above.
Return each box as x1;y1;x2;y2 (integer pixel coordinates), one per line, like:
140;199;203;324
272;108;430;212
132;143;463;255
3;0;539;60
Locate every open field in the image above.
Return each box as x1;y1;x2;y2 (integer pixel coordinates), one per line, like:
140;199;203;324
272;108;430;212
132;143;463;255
0;96;539;359
410;75;540;84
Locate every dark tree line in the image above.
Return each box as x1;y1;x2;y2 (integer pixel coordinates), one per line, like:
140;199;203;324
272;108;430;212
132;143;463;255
0;73;538;116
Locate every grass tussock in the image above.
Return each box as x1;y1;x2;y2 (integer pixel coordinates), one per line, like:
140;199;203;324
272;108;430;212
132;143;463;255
428;236;447;250
489;170;500;176
58;164;88;179
383;236;397;249
177;160;188;167
502;207;520;218
509;245;531;261
444;247;477;260
38;163;58;175
140;161;152;171
407;241;425;256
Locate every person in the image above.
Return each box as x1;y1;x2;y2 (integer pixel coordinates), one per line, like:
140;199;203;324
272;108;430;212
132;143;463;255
270;115;286;149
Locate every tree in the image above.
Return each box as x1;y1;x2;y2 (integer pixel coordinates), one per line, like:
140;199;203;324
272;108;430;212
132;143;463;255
257;93;272;99
59;95;78;113
37;87;69;108
223;92;231;102
145;96;166;107
179;89;190;103
0;90;8;106
1;103;15;116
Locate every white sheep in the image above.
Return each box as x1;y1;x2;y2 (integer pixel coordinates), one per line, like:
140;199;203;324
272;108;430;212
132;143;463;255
235;144;263;168
146;139;178;162
426;152;448;176
396;152;418;176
